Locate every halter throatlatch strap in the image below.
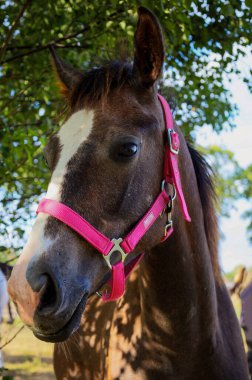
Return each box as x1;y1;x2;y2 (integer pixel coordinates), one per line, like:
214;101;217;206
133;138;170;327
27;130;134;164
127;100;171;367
37;94;190;302
157;94;191;222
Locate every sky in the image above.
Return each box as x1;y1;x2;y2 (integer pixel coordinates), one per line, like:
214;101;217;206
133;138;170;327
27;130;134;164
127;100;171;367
196;52;252;273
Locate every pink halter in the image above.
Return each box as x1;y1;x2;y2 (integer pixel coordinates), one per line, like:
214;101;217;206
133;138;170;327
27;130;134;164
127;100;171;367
37;94;191;301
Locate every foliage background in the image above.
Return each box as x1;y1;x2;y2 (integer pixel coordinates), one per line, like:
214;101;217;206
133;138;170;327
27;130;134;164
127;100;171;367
1;0;252;258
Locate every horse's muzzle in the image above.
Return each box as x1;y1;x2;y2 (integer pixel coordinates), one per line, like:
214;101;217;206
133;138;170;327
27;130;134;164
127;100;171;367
33;293;88;342
8;250;89;343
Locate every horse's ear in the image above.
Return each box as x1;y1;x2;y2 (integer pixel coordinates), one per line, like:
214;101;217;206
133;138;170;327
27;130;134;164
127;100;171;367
133;7;164;87
49;45;83;96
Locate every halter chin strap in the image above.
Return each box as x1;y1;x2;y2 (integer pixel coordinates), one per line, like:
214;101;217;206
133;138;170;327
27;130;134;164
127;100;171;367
36;94;190;302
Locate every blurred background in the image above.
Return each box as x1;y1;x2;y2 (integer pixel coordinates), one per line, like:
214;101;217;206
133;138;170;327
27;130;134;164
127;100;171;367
0;0;252;378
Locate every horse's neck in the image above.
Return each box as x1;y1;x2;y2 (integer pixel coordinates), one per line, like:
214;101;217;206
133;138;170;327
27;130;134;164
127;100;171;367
139;218;218;348
138;144;219;362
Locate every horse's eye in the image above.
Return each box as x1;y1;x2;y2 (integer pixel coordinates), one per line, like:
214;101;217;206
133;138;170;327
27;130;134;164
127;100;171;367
110;136;141;162
118;142;138;158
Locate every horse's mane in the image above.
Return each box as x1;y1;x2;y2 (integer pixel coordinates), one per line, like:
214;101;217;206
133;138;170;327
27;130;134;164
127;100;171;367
70;61;135;109
187;144;221;280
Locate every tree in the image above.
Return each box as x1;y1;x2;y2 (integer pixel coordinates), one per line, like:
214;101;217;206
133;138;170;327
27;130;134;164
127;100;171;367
238;164;252;243
199;145;241;216
200;146;252;242
1;0;252;254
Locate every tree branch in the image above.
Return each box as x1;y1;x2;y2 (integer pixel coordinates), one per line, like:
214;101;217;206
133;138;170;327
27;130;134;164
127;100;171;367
6;44;87;50
0;0;32;63
0;73;48;113
1;25;90;65
0;325;25;350
1;6;127;65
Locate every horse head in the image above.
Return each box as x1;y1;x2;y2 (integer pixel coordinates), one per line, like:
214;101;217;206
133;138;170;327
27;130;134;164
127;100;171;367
8;7;170;342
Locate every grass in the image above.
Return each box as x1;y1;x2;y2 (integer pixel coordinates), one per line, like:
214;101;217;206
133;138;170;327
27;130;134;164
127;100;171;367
1;319;55;380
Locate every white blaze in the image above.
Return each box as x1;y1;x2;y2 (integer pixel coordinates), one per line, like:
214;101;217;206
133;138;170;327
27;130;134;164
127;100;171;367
21;109;94;262
46;110;94;201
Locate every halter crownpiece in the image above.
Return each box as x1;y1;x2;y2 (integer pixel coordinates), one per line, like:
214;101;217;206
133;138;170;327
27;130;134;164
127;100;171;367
37;94;191;302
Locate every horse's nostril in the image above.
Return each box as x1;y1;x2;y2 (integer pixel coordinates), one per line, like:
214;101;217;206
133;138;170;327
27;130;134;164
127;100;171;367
38;274;58;313
32;274;48;293
26;261;60;315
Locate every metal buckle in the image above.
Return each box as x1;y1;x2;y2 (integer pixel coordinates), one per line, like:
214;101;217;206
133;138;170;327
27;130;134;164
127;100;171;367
103;238;127;270
168;129;179;155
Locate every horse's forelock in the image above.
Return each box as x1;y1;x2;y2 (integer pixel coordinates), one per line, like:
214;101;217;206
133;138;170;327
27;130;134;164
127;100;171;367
69;61;136;111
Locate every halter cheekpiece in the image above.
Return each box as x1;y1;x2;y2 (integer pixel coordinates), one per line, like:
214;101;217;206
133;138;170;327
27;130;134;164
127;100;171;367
37;94;191;301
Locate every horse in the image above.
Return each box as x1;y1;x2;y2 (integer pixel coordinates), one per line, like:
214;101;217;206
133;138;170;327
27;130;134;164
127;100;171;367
7;6;249;380
230;267;252;378
0;267;9;368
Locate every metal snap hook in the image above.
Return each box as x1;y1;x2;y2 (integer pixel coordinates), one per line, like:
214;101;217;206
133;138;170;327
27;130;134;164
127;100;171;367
163;195;173;237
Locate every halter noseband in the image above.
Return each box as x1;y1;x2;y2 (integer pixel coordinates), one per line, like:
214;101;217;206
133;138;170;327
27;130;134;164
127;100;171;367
36;94;191;301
